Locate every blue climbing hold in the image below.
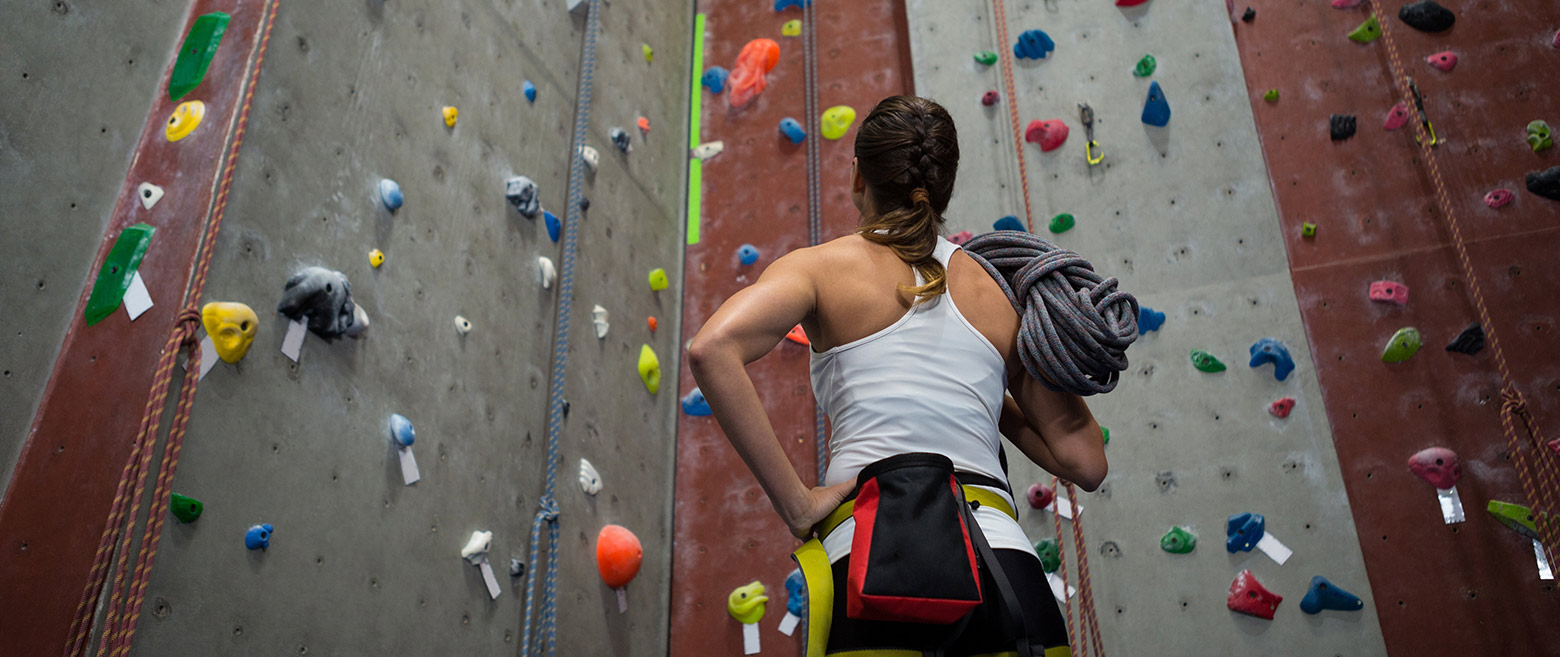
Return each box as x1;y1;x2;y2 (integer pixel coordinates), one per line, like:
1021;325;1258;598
785;568;806;616
774;0;811;10
1012;29;1055;60
523;80;537;103
545;211;561;243
379;178;403;211
993;215;1026;232
702;66;729;94
1300;575;1364;614
779;117;806;144
1141;81;1171;127
681;388;713;416
1248;338;1294;381
389;413;415;448
245;523;274;550
1226;512;1265;553
738;244;760;266
1139;306;1166;333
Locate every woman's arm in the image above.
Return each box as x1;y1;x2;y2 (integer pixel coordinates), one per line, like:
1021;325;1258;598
1001;372;1108;491
687;249;855;539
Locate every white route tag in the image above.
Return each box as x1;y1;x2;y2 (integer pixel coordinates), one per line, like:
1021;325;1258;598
1256;533;1292;565
1437;486;1466;524
1045;571;1076;602
478;560;501;599
398;446;420;485
123;271;154;321
1048;495;1080;519
742;622;760;655
1535;539;1555;581
617;588;629;613
281;319;306;362
197;336;218;380
778;612;800;636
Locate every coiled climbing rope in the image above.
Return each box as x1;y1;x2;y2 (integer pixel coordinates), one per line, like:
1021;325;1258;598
962;231;1139;396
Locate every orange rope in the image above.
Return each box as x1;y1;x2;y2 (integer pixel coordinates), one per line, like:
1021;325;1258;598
1050;477;1104;657
990;0;1036;232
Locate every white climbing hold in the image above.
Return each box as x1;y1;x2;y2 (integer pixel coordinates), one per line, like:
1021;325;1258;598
691;141;725;161
137;182;164;210
579;145;601;174
454;315;472;335
579;458;602;495
538;257;556;289
592;305;609;338
460;530;493;564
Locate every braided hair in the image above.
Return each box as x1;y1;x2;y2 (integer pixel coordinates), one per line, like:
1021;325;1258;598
854;95;960;304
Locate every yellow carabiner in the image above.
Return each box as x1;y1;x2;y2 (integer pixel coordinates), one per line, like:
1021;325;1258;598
1414;122;1440;147
1085;140;1103;165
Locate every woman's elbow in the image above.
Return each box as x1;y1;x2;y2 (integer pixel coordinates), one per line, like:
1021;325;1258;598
1071;457;1108;492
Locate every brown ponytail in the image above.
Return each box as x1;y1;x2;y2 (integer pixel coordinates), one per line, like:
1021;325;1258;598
854;96;960;304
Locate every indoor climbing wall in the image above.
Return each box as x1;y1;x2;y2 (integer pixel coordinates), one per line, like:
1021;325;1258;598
0;1;691;655
906;0;1389;654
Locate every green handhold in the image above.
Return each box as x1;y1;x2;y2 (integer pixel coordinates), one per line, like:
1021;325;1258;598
169;12;230;101
1101;426;1110;446
1132;54;1156;77
1034;538;1060;573
1263;89;1279;102
170;492;203;523
1048;213;1075;234
1302;222;1317;237
974;51;998;66
84;223;156;326
1486;500;1539;540
1527;120;1554;153
1190;349;1226;373
1348;14;1381;43
1381;327;1423;363
1160;526;1197;554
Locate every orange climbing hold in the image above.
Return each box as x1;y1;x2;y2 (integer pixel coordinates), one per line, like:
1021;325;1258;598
785;324;810;346
728;38;781;108
648;316;659;332
637;116;651;134
597;525;644;589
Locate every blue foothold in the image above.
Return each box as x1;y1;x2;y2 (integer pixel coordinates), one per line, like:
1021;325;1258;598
1300;575;1364;614
1139;306;1166;333
738;244;760;265
379;178;403;211
1226;512;1265;553
1141;81;1171;127
523;80;537;103
779;117;807;144
774;0;810;10
701;66;729;94
681;388;713;416
389;413;415;448
1248;337;1295;381
1012;29;1056;60
245;523;274;551
785;568;807;616
545;211;561;243
993;215;1026;232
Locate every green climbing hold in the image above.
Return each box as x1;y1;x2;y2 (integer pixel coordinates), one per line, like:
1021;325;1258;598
1302;222;1317;238
1190;349;1226;373
169;12;230;101
1527;120;1554;153
1381;327;1423;363
1132;54;1156;77
85;223;157;326
1263;89;1279;102
1048;213;1075;234
1348;14;1382;43
1101;426;1110;446
1160;526;1197;554
974;50;998;66
1486;500;1540;540
170;492;203;523
1034;538;1061;573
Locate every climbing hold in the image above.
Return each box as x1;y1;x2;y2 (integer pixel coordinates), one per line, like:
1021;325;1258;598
454;315;472;336
379;178;403;211
1408;447;1461;489
782;19;801;37
648;268;669;292
592;305;610;339
637;116;651;134
702;66;729;94
504;176;541;218
524;80;537;102
1160;526;1196;554
610;127;631;153
737;244;760;265
169;12;229;101
1483;188;1515;209
1133;54;1157;77
1141;81;1171;127
993;216;1026;232
785;324;810;345
1384;103;1410;130
165;100;206;142
277;266;368;340
1398;1;1454;32
1381;327;1423;363
460;530;493;564
1527;166;1560;201
1241;7;1256;22
1331;0;1364;6
821;105;857;140
545;211;561;243
245;523;274;551
201;302;259;364
1527;120;1554;153
1034;538;1061;573
1138;306;1165;333
389;413;415;448
1269;397;1296;418
595;525;644;591
1426;51;1457;72
538;257;556;289
785;569;806;617
509;559;526;578
1025;119;1069;152
170;493;203;523
638;345;661;394
1302;222;1317;238
1116;0;1150;5
85;223;155;326
1330;114;1357;141
981;91;999;107
1554;28;1560;49
1227;570;1281;619
579;458;602;495
1445;322;1484;355
1026;482;1055;509
948;230;973;245
774;0;810;10
779;117;806;144
1263;89;1279;102
1486;500;1539;539
1048;213;1075;234
1102;426;1111;445
442;105;459;128
973;51;998;66
729;38;781;108
728;581;769;624
681;388;713;416
648;316;658;332
579;145;600;173
1300;576;1364;614
1190;349;1226;373
1226;512;1265;553
1368;281;1409;305
1012;29;1055;60
692;141;725;160
642;43;653;63
137;182;164;210
1348;14;1382;43
369;249;385;268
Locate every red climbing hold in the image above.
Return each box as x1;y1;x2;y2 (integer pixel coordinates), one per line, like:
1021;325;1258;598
1484;188;1515;209
1025;119;1069;152
1331;0;1364;6
1426;51;1457;72
1408;447;1461;490
1026;482;1055;509
1553;28;1560;49
1368;281;1409;305
648;316;658;332
1384;103;1410;131
1115;0;1150;6
1228;570;1283;620
785;324;810;346
1269;397;1295;419
1548;439;1560;457
948;230;973;245
728;38;781;108
981;91;1000;107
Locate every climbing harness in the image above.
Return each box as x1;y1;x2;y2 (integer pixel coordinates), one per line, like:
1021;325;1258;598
62;3;282;656
518;1;601;656
1406;78;1439;146
1078;103;1103;166
1369;0;1559;564
802;0;828;483
989;0;1036;231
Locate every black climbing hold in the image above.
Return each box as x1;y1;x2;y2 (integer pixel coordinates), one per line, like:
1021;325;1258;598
562;399;571;417
580;198;591;211
277;267;365;340
509;558;526;577
1526;165;1560;201
1398;1;1455;33
1241;7;1255;22
1446;323;1484;355
1329;114;1357;141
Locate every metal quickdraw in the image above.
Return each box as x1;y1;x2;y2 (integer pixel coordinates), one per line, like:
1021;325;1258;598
1408;78;1439;147
1079;103;1103;166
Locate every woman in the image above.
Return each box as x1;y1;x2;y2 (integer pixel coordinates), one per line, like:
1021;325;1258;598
688;95;1106;656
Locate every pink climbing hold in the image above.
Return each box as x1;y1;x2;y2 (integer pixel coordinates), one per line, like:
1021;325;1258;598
1026;482;1055;510
1024;119;1069;152
1269;397;1296;419
1484;188;1515;209
1228;570;1282;620
1426;51;1457;72
981;91;1000;107
1553;28;1560;49
1115;0;1150;6
1548;438;1560;457
1408;447;1461;490
1383;103;1410;131
948;230;974;245
1331;0;1364;7
1368;281;1409;305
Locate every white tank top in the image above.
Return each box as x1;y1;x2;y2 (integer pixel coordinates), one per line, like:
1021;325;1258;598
811;236;1036;561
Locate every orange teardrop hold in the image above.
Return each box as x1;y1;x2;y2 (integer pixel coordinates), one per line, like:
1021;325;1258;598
648;316;659;331
785;324;810;346
597;524;643;589
637;116;651;133
728;38;781;108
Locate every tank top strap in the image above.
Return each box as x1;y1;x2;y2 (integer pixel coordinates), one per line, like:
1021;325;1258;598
933;235;959;266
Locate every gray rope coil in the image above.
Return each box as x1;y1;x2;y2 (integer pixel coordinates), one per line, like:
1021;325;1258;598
962;230;1139;396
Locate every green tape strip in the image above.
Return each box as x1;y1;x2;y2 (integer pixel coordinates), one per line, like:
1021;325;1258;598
686;12;705;245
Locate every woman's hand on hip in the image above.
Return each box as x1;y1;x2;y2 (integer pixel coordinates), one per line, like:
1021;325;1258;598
783;478;857;540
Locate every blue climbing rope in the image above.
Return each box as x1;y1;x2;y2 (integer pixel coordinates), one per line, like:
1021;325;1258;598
803;0;828;485
521;1;599;655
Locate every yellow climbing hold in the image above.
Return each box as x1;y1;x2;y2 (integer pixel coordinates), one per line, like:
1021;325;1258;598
648;268;669;291
165;100;206;142
642;43;653;63
369;249;385;268
821;105;857;140
442;105;458;128
638;344;661;394
727;581;768;624
201;302;259;364
782;19;802;37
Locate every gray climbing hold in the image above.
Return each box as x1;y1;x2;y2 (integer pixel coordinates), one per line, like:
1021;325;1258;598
505;176;541;218
277;266;368;340
610;127;631;153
